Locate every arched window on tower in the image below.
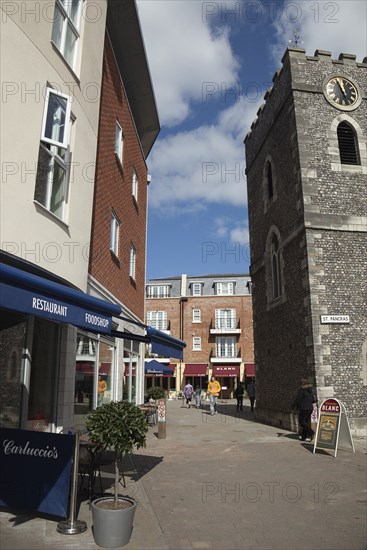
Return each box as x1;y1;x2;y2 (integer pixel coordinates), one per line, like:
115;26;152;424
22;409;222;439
271;234;281;300
337;121;361;165
267;161;274;199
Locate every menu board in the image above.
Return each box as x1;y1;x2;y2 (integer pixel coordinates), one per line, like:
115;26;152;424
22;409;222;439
313;398;355;457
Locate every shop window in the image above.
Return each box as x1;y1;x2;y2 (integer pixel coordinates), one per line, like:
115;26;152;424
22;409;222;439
27;318;59;431
0;314;26;429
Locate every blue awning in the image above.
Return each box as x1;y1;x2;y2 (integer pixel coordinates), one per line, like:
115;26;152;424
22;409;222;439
0;263;121;334
111;326;186;360
144;360;174;375
146;326;186;360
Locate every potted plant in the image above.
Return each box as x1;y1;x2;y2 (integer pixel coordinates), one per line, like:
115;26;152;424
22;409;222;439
147;386;165;401
86;400;148;548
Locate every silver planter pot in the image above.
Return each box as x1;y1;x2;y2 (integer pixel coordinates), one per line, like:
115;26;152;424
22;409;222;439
91;496;137;548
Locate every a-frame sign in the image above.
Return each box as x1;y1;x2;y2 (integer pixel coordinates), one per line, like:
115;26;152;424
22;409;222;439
313;398;355;457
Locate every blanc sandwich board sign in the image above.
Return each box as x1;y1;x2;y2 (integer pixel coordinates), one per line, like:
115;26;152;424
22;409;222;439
313;398;355;457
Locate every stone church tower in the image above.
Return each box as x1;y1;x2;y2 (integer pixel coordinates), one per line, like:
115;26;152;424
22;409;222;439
245;48;366;434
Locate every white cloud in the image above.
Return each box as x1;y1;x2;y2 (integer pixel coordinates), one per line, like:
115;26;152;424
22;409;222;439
146;97;260;212
270;1;367;63
230;224;249;246
213;217;249;245
137;0;240;127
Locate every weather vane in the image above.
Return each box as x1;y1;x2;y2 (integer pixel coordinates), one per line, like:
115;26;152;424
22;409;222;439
288;30;304;48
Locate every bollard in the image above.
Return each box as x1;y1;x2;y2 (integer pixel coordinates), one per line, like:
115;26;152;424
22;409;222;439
57;432;87;534
157;399;166;439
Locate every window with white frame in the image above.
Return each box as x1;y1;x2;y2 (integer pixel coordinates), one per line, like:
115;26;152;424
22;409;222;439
193;337;201;351
147;311;168;331
215;309;236;330
129;245;136;279
132;169;138;202
216;336;236;357
215;282;234;295
192;309;201;323
192;283;202;296
34;87;72;220
110;211;119;256
115;121;123;164
51;0;82;71
146;285;171;298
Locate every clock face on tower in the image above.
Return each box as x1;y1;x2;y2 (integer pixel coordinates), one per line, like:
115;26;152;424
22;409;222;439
324;76;359;110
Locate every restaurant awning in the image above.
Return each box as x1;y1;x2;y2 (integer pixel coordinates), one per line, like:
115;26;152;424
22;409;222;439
212;365;240;377
0;255;186;358
144;360;174;376
184;364;208;377
245;363;255;376
0;262;121;334
124;365;136;376
146;326;185;360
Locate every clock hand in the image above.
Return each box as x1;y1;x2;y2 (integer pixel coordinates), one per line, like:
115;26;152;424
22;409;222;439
337;78;347;96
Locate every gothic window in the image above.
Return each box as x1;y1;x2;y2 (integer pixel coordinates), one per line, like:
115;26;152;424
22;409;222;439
267;161;274;199
271;234;281;300
337;122;361;165
262;156;277;212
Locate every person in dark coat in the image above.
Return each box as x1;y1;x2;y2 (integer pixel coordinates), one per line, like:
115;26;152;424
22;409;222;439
234;382;245;412
247;379;256;412
292;378;316;441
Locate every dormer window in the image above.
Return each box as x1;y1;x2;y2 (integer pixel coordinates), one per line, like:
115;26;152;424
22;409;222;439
215;282;234;295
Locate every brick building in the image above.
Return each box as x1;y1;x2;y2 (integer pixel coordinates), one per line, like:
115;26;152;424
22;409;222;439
0;1;180;433
72;1;163;425
145;274;254;398
245;48;367;434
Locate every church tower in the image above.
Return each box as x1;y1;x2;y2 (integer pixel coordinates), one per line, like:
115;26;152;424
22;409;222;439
245;48;366;434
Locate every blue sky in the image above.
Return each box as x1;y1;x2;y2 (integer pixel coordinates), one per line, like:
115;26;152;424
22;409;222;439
137;0;366;280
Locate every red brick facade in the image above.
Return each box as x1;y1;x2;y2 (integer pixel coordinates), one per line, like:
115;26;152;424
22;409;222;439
145;275;255;396
146;295;254;366
89;33;148;320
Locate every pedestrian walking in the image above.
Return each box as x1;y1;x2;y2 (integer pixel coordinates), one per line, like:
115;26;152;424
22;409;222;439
183;380;194;408
292;378;316;441
247;379;256;412
207;376;221;415
234;381;245;412
194;386;202;409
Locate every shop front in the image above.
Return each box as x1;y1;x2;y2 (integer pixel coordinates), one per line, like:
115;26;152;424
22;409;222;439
183;364;208;392
144;360;175;394
211;365;240;399
0;257;121;433
0;255;185;433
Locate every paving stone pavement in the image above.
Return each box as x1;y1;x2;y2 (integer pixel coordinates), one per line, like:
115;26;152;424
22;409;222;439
1;399;366;550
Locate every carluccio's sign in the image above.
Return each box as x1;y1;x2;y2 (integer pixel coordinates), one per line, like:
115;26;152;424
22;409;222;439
0;428;74;517
313;398;355;457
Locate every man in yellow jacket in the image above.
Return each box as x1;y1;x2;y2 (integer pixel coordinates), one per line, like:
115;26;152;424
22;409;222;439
207;376;221;415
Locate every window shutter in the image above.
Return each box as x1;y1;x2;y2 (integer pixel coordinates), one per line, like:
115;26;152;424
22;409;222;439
337;122;360;165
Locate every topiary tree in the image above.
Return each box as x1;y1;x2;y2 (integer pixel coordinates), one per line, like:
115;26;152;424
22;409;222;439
86;400;148;507
147;386;165;401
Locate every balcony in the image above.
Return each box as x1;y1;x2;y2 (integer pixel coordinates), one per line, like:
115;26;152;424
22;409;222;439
209;347;242;363
209;319;241;335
